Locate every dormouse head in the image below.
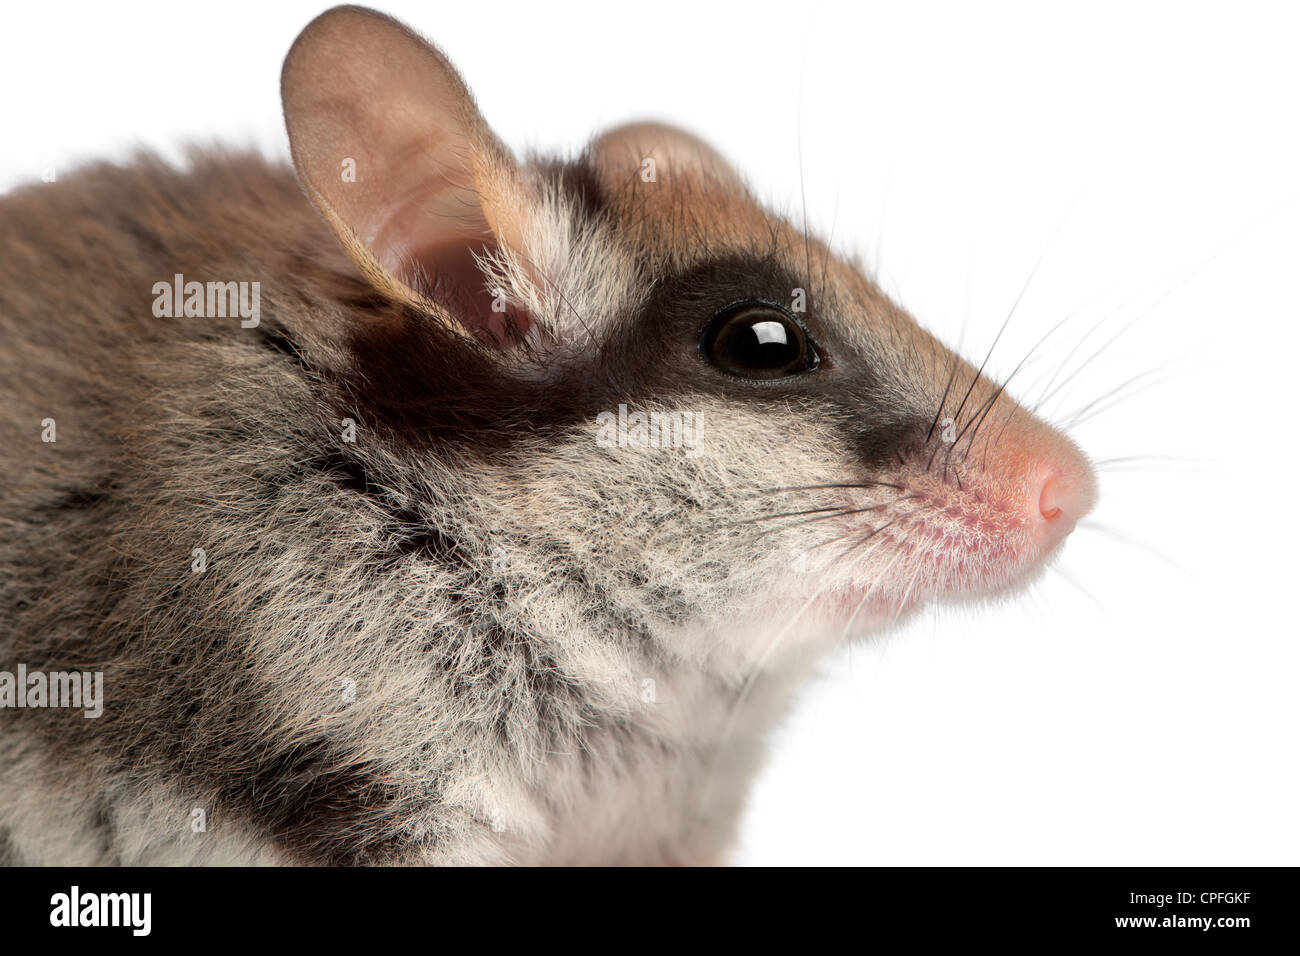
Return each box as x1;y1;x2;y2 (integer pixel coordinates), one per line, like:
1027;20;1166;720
280;6;1096;670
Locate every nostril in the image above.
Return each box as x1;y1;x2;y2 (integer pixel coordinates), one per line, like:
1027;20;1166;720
1035;469;1093;544
1039;476;1065;521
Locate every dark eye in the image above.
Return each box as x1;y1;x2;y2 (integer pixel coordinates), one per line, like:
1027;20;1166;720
700;303;821;381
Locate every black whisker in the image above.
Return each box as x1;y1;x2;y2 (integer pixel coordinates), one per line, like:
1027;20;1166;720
728;506;847;527
758;481;905;494
944;206;1071;458
1056;360;1197;430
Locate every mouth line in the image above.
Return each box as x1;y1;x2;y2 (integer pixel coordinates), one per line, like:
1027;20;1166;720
823;543;1057;629
784;445;1087;625
812;494;1051;617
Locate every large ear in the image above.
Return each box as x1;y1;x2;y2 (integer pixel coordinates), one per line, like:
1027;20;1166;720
282;5;532;345
586;121;745;193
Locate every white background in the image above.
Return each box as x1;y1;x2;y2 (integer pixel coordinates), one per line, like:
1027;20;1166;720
3;1;1296;864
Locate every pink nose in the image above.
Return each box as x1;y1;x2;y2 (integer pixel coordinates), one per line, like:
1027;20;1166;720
1034;471;1091;546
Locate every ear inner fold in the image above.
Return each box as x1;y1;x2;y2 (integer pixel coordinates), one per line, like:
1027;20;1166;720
281;5;533;345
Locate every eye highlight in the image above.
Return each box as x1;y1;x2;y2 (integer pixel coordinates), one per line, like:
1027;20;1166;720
700;302;821;381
